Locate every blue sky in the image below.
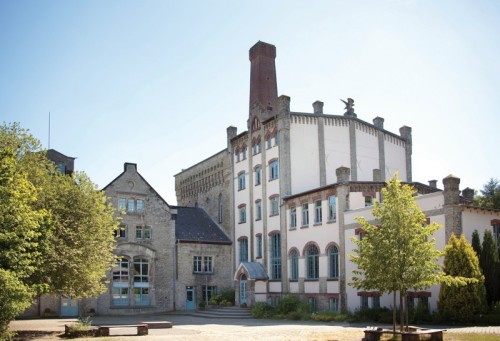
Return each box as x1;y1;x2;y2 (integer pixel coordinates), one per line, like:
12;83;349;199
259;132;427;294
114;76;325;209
1;0;499;204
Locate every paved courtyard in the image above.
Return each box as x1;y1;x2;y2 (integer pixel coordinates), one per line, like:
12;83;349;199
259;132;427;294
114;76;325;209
9;314;500;341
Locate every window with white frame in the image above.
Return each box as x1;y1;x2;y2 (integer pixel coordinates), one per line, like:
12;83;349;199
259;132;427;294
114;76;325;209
329;297;338;312
242;148;247;160
328;196;337;222
269;160;279;180
267;136;272;148
302;203;309;226
133;257;150;305
252;141;261;155
290;207;297;229
308;297;317;312
275;133;280;146
238;172;246;190
289;250;299;280
202;285;217;303
193;256;202;273
238;205;246;223
270;233;281;280
314;200;322;224
239;238;248;263
306;245;319;279
270;196;279;216
255;200;262;220
135;226;151;240
255;166;262;186
236;152;240;162
112;257;130;306
328;245;339;279
127;199;135;213
118;198;126;211
136;199;143;214
256;234;262;258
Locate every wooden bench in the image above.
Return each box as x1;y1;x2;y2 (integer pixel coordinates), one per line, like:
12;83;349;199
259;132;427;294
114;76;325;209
363;327;445;341
97;324;148;336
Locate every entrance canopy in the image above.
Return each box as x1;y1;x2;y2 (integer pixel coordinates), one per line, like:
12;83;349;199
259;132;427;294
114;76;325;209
234;262;268;281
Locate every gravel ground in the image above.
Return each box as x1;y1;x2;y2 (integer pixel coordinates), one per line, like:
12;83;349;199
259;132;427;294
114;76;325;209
10;314;500;341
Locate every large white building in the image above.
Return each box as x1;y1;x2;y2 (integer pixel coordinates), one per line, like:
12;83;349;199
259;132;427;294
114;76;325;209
176;41;500;313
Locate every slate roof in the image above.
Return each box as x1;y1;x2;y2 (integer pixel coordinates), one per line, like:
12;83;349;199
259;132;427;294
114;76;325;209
236;262;268;280
174;206;232;245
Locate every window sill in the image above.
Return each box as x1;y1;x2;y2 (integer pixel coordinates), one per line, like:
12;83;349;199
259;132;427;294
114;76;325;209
289;279;298;282
193;272;214;275
110;305;154;309
238;221;246;224
269;178;278;182
268;279;282;282
255;218;262;221
327;278;339;282
313;222;322;226
289;227;297;231
269;213;279;217
327;220;337;224
304;278;319;282
300;225;309;229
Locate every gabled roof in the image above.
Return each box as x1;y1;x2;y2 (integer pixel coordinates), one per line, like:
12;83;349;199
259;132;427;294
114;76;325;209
234;262;268;281
174;206;231;245
102;163;171;209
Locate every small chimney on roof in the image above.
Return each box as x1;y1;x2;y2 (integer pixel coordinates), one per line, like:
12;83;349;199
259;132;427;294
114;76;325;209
462;187;474;202
428;180;437;188
373;117;384;129
313;101;324;114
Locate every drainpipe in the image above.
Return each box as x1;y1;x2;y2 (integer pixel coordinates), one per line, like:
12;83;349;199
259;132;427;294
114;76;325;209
173;239;178;311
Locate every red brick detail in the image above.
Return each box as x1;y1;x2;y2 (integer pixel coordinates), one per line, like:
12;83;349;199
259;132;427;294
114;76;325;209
491;219;500;225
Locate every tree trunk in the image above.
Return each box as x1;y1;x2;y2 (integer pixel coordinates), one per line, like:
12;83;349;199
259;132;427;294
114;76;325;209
399;292;404;332
404;294;409;331
392;291;396;333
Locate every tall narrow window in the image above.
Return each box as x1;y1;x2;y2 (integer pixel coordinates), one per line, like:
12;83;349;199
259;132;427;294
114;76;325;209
314;200;322;224
118;198;126;211
270;233;281;280
127;199;135;213
203;256;213;273
255;200;262;220
302;203;309;226
328;245;339;279
493;222;500;246
238;172;246;190
112;258;129;306
239;238;248;263
242;148;247;160
256;234;262;258
218;194;223;223
361;296;369;308
306;245;319;279
329;298;338;312
193;256;202;273
289;250;299;280
290;208;297;229
328;196;337;222
255;166;262;186
133;258;150;305
239;205;246;223
270;196;279;216
136;199;143;214
269;160;279;180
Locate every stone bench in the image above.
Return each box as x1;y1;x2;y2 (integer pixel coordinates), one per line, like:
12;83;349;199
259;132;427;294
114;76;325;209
363;327;445;341
140;321;173;329
97;324;148;336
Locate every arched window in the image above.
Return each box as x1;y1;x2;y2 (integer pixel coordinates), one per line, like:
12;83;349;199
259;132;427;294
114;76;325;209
328;245;339;279
306;245;319;279
112;257;129;306
133;258;150;305
289;250;299;281
239;238;248;263
269;233;281;280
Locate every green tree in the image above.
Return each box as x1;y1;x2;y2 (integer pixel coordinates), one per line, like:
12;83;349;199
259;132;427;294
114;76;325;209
474;178;500;209
471;230;482;262
0;147;47;336
350;174;444;332
480;230;499;308
438;234;486;322
0;123;118;337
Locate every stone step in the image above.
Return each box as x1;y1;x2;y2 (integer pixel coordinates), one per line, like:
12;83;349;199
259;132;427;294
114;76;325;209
187;306;253;319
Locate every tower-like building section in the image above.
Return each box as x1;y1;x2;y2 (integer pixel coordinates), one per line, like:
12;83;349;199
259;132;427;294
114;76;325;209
249;41;278;120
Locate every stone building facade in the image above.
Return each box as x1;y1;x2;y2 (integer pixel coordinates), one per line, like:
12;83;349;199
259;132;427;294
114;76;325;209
176;41;500;314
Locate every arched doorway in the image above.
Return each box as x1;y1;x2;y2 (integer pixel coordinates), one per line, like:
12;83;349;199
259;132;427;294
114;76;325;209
239;274;247;305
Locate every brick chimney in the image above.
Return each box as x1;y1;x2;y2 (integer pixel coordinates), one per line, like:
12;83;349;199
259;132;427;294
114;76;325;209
428;180;437;188
462;187;474;202
249;41;278;120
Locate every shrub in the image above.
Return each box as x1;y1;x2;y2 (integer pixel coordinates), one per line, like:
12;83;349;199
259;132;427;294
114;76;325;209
275;295;302;315
251;302;275;318
65;316;95;338
311;311;352;322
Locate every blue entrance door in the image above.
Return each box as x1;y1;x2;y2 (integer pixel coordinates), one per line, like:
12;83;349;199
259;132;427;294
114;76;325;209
186;287;195;310
240;275;247;305
60;297;79;317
